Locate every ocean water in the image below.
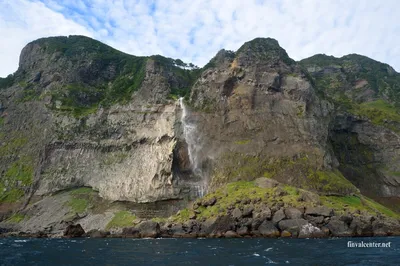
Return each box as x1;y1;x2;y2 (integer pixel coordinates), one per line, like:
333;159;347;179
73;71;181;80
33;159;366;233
0;237;398;265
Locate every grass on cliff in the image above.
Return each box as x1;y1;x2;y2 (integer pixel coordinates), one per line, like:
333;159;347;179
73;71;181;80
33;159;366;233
172;181;303;222
67;187;96;213
6;213;25;223
106;211;137;230
172;180;400;223
212;153;358;195
321;195;400;219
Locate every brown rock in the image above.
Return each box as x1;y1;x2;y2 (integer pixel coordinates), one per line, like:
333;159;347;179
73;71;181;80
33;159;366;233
63;224;85;238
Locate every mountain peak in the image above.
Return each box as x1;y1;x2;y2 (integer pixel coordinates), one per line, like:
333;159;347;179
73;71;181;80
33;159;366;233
236;37;294;65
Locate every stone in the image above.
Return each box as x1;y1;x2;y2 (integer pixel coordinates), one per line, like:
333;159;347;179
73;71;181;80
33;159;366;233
298;191;320;204
284;208;303;219
242;206;254;217
327;219;354;237
254;177;280;188
121;227;140;238
137;221;160;238
237;226;249;236
272;209;286;224
298;223;325;238
206;216;235;235
258;221;280;237
305;206;333;217
231;208;242;219
304;215;325;225
349;217;373;237
274;187;287;197
89;229;110;238
278;219;309;231
202;197;217;207
63;224;85;238
224;230;238;238
281;231;292;237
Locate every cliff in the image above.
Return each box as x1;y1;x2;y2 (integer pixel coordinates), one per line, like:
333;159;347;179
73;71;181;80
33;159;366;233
0;35;399;237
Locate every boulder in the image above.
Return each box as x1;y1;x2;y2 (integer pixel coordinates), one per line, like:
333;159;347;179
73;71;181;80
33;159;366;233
327;219;354;237
298;190;320;204
237;225;249;236
231;208;242;219
254;177;279;188
304;215;325;225
224;230;238;238
89;229;110;238
202;197;217;207
206;215;236;235
272;209;286;224
298;223;326;238
258;221;280;237
137;221;160;238
63;224;85;238
121;227;140;238
284;208;303;219
305;206;333;217
252;206;272;229
242;206;254;217
278;219;309;230
281;231;291;237
349;217;373;237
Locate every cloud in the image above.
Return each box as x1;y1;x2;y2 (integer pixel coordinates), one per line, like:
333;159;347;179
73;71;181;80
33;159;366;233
0;0;93;77
0;0;399;77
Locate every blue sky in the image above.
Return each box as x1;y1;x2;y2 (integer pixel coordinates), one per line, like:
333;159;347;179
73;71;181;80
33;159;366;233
0;0;399;77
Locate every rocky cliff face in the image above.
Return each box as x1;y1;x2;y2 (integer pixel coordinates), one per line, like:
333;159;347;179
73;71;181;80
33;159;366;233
1;35;400;228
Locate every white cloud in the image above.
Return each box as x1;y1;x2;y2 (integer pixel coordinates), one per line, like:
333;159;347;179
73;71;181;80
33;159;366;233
0;0;93;77
0;0;399;77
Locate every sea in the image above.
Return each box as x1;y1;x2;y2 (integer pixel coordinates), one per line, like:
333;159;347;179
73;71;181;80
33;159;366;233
0;237;398;265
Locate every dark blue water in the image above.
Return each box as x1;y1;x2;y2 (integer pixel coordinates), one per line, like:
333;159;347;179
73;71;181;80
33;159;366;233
0;237;398;265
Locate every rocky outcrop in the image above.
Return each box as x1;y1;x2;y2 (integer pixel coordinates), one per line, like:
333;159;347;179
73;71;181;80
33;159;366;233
63;224;85;238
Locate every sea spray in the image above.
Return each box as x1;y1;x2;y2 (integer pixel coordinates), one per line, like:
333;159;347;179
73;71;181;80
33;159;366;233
178;97;207;197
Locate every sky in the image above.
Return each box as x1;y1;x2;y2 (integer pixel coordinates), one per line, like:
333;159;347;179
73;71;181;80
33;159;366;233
0;0;399;77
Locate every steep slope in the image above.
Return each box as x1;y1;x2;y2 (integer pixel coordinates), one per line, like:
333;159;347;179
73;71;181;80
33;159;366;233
0;35;201;209
1;36;400;236
300;55;400;204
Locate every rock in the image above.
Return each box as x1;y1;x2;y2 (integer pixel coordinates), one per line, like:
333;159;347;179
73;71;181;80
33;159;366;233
278;219;309;231
121;227;140;238
170;224;190;238
284;208;303;219
237;226;249;236
206;216;236;235
327;219;354;237
298;190;320;204
242;206;254;217
63;224;85;238
202;197;217;207
304;215;325;225
349;217;373;237
281;231;292;237
224;230;238;238
137;221;160;238
339;215;353;225
254;177;279;188
305;206;333;217
272;209;286;224
252;206;272;229
89;230;110;238
298;223;326;238
231;208;242;219
274;187;287;197
258;221;280;237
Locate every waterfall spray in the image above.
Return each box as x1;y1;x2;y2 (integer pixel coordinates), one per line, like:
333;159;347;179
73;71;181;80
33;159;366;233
179;97;206;197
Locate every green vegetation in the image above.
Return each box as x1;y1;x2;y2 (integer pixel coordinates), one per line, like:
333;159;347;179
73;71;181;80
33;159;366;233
67;187;96;213
6;213;25;223
0;74;15;89
321;195;400;219
106;211;137;230
0;156;34;203
353;100;400;128
172;181;302;221
212;153;358;195
236;38;295;66
68;198;88;213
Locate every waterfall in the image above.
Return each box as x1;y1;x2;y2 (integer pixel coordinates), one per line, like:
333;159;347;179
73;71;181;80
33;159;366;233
178;97;206;197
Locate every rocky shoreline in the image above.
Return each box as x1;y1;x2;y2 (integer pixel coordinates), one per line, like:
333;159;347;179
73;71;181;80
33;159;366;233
2;204;400;239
